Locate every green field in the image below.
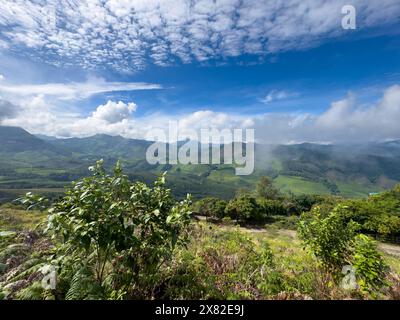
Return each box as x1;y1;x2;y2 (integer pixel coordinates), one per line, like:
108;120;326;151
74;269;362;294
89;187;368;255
336;181;384;198
274;175;331;195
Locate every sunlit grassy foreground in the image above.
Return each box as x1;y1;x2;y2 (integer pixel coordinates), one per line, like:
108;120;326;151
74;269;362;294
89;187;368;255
1;206;399;300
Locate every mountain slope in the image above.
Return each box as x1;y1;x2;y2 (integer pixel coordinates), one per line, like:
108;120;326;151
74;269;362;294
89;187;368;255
50;134;152;159
0;126;63;154
0;126;399;199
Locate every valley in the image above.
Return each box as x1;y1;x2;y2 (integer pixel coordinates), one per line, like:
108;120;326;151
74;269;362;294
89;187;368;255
1;125;399;202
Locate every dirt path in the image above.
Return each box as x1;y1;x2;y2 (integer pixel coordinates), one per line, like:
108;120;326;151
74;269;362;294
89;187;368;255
378;243;400;258
239;226;297;238
241;227;400;255
195;216;400;257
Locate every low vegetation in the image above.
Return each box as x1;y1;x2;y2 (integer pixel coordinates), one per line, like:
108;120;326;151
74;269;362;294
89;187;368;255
0;162;399;300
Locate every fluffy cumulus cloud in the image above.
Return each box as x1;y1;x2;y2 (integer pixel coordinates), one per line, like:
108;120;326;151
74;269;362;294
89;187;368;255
2;84;400;144
91;100;137;123
314;85;400;142
254;85;400;143
0;76;160;137
0;0;399;72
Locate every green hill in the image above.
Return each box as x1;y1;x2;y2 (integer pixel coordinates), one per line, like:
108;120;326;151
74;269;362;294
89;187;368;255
0;125;399;200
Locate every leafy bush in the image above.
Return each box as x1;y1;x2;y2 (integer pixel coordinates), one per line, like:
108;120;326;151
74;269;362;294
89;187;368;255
16;192;50;212
193;197;227;220
2;171;399;300
285;194;324;215
43;160;192;299
351;234;388;292
299;204;389;293
298;205;360;273
258;199;287;216
225;196;261;223
338;186;400;238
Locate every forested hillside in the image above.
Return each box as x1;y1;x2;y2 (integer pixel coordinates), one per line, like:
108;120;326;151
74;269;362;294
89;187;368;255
1;126;400;202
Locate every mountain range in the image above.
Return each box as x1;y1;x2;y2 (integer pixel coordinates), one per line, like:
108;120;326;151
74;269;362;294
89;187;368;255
0;125;400;201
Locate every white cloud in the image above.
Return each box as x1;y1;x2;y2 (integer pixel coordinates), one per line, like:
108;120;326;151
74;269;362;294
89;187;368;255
313;85;400;142
261;90;295;104
0;74;4;81
254;85;400;143
0;77;161;101
0;0;398;72
91;100;137;123
0;39;9;50
2;84;400;144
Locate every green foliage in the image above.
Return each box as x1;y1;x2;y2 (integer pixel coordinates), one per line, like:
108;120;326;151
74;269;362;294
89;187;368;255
341;189;400;237
364;215;400;236
15;282;48;300
285;194;324;215
193;197;227;220
299;204;390;292
166;225;280;299
225;195;261;223
351;234;388;292
1;158;399;300
255;176;280;200
16;192;50;212
258;199;287;216
44;160;192;299
298;205;360;272
64;266;103;300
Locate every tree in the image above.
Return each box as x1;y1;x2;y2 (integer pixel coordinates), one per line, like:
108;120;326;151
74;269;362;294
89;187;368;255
255;176;279;200
194;197;227;220
258;199;287;216
235;188;251;198
225;195;261;223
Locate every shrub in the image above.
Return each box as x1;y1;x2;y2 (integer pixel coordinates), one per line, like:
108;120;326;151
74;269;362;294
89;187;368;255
298;205;360;273
225;196;261;223
258;199;287;217
193;197;227;220
363;214;400;236
351;234;388;292
341;188;400;238
299;204;389;293
16;192;50;212
285;194;324;215
43;160;192;299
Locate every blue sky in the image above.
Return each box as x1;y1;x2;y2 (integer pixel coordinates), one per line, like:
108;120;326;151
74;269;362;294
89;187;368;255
123;33;400;116
0;0;400;143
